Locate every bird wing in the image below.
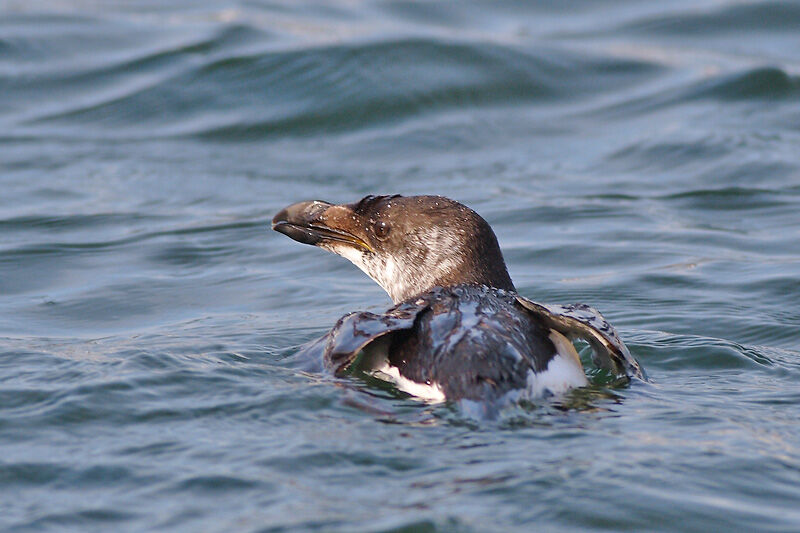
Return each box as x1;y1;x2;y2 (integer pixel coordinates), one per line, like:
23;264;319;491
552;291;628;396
292;298;427;374
514;295;647;381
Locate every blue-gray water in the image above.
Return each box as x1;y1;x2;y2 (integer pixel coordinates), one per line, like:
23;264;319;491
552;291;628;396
2;1;799;531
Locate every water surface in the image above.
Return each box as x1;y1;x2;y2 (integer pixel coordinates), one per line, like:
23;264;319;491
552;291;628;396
1;1;799;531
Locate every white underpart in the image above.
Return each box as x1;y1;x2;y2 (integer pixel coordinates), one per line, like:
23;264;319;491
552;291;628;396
526;330;589;398
372;363;447;403
356;339;447;403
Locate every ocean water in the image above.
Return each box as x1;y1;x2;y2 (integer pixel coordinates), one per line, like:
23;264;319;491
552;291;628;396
1;1;799;531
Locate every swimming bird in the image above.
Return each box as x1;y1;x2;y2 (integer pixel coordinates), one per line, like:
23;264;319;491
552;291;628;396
272;195;644;405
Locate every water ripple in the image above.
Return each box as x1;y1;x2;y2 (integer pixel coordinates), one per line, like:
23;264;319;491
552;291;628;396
16;35;662;140
2;2;800;532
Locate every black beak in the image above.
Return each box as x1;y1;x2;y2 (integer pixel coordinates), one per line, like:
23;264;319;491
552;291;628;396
272;200;334;246
272;200;374;251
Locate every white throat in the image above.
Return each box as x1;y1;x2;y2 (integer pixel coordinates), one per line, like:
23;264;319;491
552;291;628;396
327;230;462;303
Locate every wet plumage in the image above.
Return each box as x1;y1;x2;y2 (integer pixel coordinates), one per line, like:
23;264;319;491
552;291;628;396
272;195;645;404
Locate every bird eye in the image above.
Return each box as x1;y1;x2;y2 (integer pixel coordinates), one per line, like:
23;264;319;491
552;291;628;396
374;220;390;240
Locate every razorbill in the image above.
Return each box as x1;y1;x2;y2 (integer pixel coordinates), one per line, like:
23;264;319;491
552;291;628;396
272;195;645;405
